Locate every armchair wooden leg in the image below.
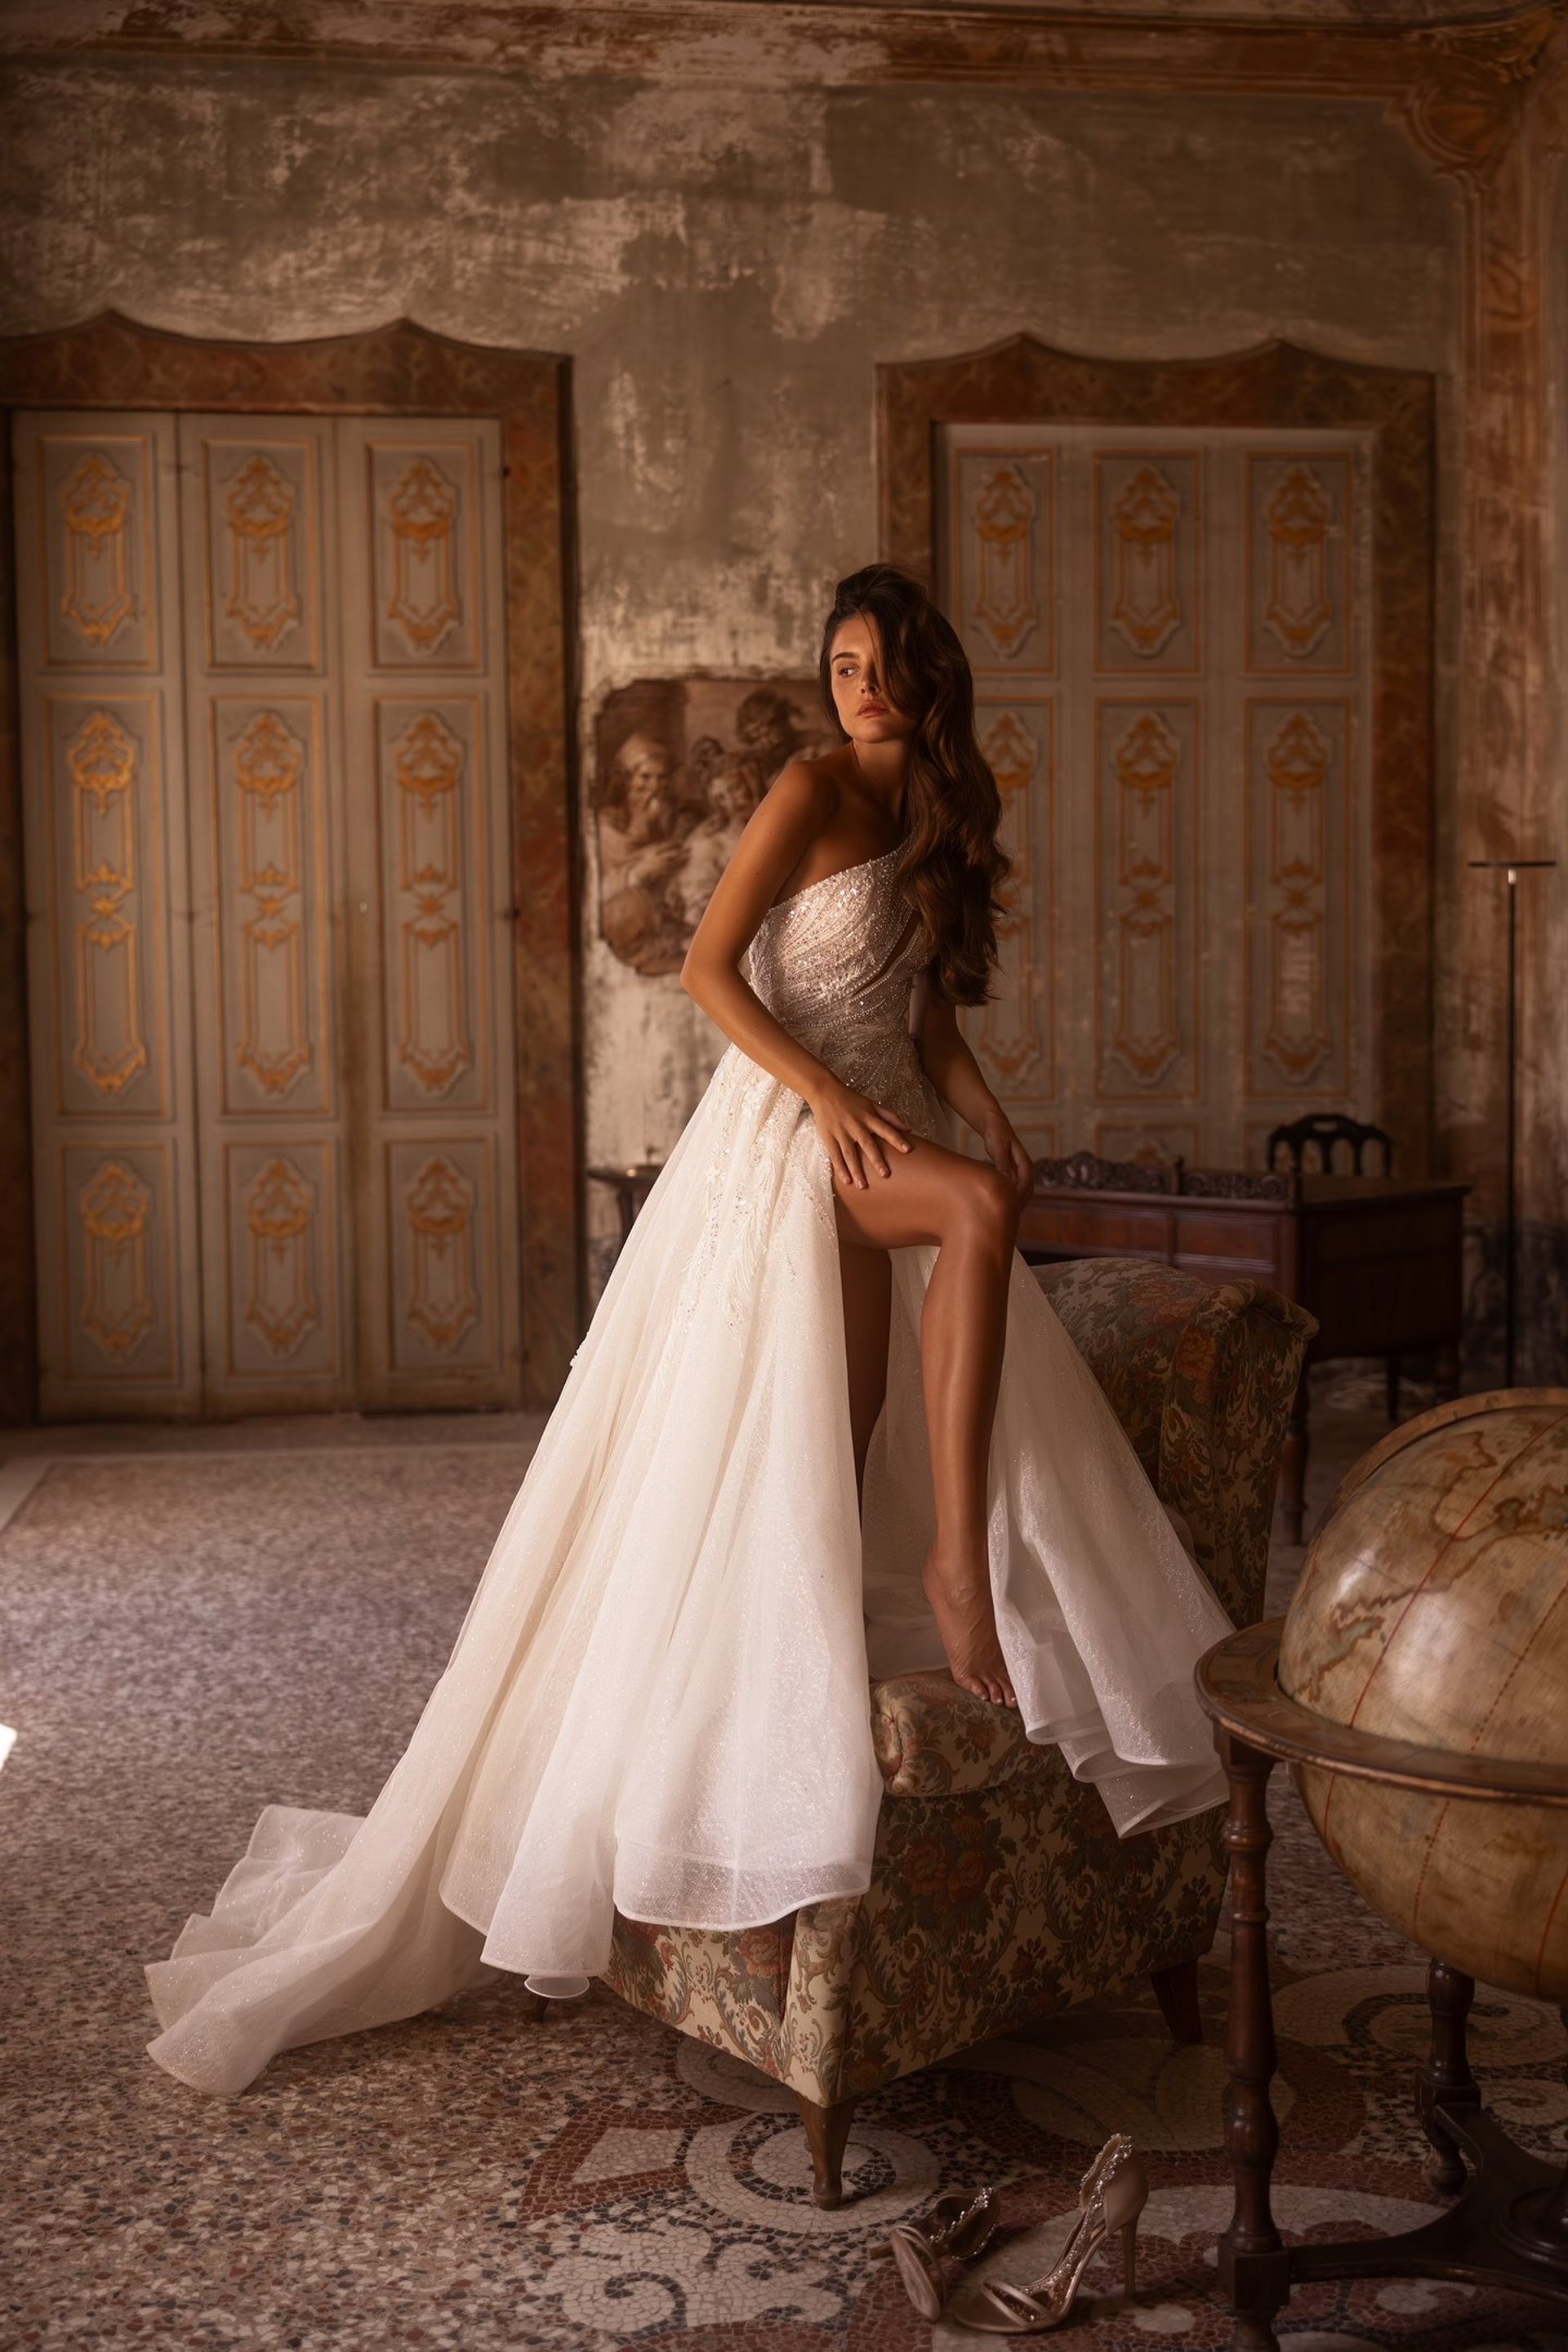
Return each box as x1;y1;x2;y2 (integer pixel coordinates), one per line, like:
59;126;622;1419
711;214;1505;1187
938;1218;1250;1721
1151;1955;1204;2044
795;2090;857;2209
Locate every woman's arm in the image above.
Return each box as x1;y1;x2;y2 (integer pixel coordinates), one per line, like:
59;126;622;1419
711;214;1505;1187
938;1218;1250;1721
912;975;1035;1205
679;764;914;1190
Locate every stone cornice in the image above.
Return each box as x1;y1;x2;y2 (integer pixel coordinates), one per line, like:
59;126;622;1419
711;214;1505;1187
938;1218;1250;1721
2;0;1564;97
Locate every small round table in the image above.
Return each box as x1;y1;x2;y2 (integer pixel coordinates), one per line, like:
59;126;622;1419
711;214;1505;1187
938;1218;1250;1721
586;1161;665;1257
1195;1616;1568;2351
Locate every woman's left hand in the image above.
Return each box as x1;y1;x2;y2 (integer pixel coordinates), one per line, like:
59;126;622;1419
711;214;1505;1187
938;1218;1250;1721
978;1111;1036;1208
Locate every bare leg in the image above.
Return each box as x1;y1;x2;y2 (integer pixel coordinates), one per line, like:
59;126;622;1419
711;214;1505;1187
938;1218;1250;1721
831;1134;1020;1705
839;1236;892;1511
919;1183;1013;1691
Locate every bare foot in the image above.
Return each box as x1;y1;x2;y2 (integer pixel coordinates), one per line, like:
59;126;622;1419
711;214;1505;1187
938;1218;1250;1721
921;1546;1018;1708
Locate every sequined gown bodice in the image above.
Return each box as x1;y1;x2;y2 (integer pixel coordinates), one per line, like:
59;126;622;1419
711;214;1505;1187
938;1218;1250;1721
144;840;1233;2100
745;845;938;1133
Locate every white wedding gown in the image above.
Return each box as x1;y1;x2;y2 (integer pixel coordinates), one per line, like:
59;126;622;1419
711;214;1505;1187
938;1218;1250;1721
145;845;1232;2097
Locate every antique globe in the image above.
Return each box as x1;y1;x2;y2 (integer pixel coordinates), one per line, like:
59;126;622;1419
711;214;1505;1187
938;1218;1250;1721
1278;1390;1568;2002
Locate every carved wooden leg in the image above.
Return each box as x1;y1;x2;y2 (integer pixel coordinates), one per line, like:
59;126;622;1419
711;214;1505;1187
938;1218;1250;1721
1216;1728;1290;2352
1151;1956;1204;2044
1419;1959;1479;2194
1280;1367;1309;1545
1385;1354;1401;1423
795;2090;857;2210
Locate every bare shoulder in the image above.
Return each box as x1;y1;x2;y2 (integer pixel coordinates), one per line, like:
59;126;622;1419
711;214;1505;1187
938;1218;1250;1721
761;754;841;834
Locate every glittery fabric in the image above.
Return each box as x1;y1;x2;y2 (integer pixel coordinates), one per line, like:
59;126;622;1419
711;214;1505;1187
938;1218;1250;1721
144;848;1234;2101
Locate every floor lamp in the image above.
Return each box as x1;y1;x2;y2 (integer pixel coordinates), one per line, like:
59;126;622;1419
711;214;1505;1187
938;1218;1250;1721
1467;858;1557;1386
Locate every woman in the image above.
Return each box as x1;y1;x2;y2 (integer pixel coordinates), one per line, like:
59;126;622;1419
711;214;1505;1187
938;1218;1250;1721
145;566;1231;2099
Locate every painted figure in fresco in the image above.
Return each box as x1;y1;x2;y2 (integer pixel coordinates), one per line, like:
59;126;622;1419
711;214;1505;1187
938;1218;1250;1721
673;735;759;933
145;565;1232;2099
595;728;694;975
593;685;832;973
733;684;819;784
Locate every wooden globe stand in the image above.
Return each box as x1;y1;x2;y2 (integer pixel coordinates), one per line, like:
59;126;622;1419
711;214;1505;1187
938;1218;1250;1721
1196;1618;1568;2352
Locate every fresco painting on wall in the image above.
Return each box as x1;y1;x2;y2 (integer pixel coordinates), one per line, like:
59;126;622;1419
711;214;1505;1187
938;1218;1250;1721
592;678;833;975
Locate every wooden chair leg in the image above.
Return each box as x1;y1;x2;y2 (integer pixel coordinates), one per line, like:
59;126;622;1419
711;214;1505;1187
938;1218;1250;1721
1151;1955;1204;2044
794;2090;857;2209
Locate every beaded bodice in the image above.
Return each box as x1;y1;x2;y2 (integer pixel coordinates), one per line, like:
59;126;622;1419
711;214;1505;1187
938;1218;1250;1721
747;846;940;1133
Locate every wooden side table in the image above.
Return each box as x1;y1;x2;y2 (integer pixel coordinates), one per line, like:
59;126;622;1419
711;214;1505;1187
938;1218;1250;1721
1195;1619;1568;2350
1019;1159;1469;1540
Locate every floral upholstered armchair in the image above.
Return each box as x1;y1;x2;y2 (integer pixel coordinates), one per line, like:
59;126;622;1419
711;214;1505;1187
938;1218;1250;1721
599;1258;1314;2206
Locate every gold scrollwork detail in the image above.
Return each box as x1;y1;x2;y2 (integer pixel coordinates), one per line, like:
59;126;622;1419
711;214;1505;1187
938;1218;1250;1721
970;465;1039;658
60;451;136;648
234;709;310;1097
1110;710;1181;1085
404;1153;479;1355
243;1156;319;1357
394;710;471;1095
223;453;302;651
385;457;461;653
78;1157;155;1361
975;708;1040;1084
1109;464;1183;659
1263;709;1332;1085
68;708;148;1096
1262;464;1335;659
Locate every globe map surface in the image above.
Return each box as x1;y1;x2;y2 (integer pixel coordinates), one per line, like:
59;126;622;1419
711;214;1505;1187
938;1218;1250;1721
1278;1389;1568;2003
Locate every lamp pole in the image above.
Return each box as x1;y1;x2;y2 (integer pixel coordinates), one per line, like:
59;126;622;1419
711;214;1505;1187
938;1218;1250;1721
1467;858;1556;1386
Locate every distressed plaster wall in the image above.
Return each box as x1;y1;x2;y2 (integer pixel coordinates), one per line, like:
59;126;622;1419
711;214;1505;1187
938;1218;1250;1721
0;57;1465;1302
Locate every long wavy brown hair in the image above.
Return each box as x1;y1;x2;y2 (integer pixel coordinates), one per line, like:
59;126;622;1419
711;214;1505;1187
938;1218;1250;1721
817;564;1009;1005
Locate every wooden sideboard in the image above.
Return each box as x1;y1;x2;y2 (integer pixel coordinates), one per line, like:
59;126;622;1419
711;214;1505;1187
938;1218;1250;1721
1019;1160;1469;1541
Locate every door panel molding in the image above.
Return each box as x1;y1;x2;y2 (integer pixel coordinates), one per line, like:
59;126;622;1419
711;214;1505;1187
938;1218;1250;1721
0;313;577;1418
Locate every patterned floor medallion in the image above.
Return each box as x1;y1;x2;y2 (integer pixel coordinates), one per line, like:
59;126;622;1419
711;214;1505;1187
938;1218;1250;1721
2;1412;1565;2348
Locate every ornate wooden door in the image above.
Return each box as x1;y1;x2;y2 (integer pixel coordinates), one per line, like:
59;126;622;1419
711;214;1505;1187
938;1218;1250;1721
14;410;519;1416
938;424;1375;1173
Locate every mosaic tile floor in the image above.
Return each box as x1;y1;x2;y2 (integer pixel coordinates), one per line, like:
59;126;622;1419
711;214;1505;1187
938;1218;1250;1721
2;1382;1564;2350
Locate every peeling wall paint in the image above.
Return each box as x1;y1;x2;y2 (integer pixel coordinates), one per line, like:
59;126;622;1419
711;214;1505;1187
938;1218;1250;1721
0;58;1463;1297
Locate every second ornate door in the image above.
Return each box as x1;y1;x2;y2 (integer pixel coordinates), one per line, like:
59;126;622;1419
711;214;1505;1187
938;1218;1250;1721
938;421;1378;1174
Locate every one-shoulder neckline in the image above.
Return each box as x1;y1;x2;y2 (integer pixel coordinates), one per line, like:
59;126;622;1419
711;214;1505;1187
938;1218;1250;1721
763;842;905;920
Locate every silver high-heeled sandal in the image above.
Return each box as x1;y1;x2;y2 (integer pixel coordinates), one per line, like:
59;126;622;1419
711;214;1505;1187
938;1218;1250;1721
886;2185;1001;2319
947;2133;1149;2333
